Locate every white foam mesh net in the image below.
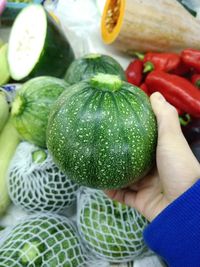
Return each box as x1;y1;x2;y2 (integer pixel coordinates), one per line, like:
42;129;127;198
77;188;149;263
0;213;87;266
7;142;79;213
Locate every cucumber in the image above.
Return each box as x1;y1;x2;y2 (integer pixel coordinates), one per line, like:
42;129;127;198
8;4;75;81
0;44;10;86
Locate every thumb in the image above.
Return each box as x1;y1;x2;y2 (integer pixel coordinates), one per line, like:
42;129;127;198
150;92;199;172
150;92;182;139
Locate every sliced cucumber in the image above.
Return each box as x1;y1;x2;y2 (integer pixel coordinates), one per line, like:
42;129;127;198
0;44;10;86
8;4;74;81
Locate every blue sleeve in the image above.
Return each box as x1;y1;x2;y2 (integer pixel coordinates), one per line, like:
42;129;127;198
143;179;200;267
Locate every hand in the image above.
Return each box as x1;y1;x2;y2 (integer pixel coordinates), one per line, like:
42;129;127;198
105;92;200;221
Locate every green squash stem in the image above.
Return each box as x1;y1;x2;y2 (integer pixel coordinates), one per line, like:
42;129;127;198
90;73;122;92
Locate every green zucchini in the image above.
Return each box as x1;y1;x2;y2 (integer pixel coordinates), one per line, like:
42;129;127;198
0;118;20;216
8;4;75;81
11;76;69;148
47;73;157;189
64;53;126;85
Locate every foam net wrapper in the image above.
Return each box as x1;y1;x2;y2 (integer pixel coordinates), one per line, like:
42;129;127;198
0;213;87;266
77;188;149;263
7;142;79;213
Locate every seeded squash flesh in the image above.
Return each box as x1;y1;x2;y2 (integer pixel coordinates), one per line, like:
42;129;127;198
47;74;157;189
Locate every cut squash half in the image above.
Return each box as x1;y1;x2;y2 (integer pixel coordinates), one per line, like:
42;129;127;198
101;0;125;44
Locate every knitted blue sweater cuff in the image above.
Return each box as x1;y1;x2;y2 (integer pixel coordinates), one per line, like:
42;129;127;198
143;179;200;267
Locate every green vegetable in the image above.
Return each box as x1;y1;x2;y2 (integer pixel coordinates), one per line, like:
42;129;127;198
11;76;69;148
0;91;9;133
0;118;20;216
47;73;157;189
8;4;74;81
8;141;79;213
64;53;126;84
0;44;10;86
78;189;148;261
0;214;87;266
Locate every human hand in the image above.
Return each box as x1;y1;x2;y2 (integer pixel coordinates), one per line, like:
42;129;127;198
105;92;200;221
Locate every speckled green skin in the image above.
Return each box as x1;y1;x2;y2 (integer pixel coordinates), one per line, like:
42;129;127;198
47;77;157;189
64;54;126;84
11;76;69;148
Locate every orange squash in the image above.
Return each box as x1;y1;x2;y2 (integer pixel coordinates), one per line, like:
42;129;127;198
101;0;200;54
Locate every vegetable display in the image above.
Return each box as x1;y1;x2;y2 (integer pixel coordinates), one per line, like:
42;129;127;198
8;142;79;213
1;0;200;265
0;214;87;266
11;76;69;148
8;4;74;81
65;53;126;85
77;189;149;262
47;73;157;189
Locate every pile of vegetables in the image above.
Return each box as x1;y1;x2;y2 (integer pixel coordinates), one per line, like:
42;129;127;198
0;4;155;266
125;49;200;161
0;1;199;266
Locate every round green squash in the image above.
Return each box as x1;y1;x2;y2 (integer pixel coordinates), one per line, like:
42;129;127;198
11;76;69;148
47;73;157;189
64;53;126;84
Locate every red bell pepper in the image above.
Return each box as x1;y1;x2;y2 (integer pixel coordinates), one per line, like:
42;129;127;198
181;48;200;72
170;60;191;76
140;83;150;96
143;52;180;73
191;74;200;88
125;59;143;86
145;70;200;118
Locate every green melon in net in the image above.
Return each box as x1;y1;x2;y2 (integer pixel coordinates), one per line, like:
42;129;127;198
7;141;79;213
77;189;149;263
0;213;87;266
